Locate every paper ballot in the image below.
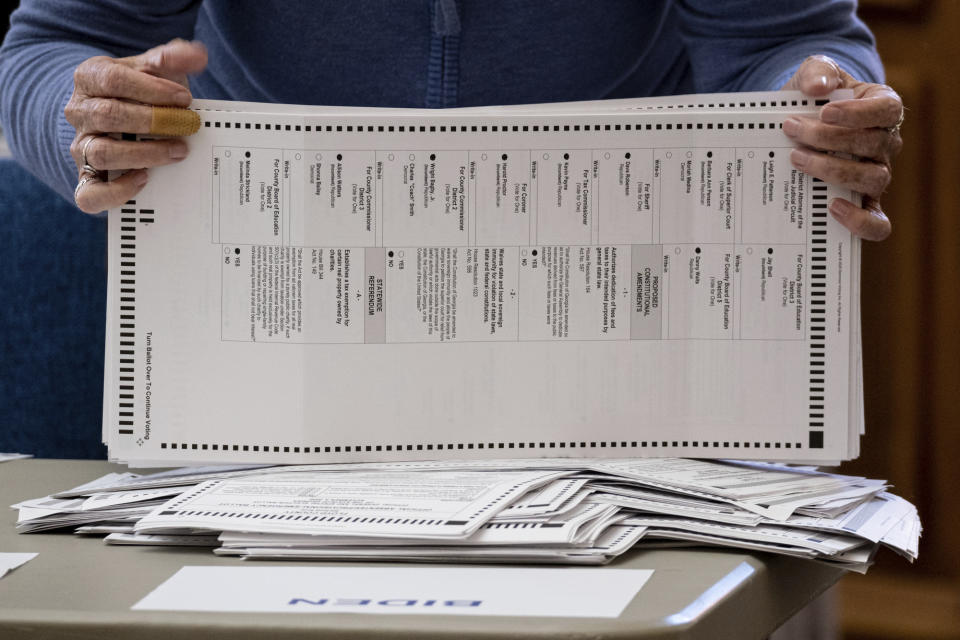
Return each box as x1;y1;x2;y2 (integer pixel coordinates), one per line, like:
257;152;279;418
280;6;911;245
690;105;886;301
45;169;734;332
136;469;569;538
0;552;37;580
104;91;862;465
0;453;32;463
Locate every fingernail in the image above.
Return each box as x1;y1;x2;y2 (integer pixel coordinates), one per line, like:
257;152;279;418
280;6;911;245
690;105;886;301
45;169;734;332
829;198;851;219
169;142;188;159
790;148;812;168
820;105;841;124
132;170;149;187
175;89;192;105
818;75;830;89
782;117;802;137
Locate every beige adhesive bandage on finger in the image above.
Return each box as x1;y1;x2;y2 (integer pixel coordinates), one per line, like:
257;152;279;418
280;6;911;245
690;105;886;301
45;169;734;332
150;107;202;136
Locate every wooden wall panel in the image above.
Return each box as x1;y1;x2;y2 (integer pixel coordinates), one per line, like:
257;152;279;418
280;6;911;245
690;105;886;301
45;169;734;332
839;1;960;638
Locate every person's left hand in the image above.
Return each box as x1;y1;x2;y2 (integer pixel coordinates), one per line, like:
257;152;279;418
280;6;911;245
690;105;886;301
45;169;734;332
781;55;903;241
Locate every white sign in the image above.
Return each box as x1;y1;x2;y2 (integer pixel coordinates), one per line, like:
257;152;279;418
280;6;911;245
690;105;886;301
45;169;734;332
133;566;653;617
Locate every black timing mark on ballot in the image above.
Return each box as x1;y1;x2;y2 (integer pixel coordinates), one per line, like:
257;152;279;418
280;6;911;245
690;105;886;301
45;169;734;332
116;199;137;437
808;178;830;449
157;438;806;455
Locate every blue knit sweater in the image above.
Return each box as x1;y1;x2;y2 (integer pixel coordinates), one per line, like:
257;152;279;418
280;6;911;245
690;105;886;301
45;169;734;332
0;0;882;204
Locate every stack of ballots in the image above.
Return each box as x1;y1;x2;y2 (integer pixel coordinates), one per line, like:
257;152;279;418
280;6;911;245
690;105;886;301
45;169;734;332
14;458;919;572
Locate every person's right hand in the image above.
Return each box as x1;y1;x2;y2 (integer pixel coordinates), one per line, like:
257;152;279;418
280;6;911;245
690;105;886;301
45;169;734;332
65;39;207;213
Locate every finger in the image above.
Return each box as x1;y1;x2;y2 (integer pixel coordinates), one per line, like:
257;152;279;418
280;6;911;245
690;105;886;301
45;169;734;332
74;57;191;107
122;39;208;87
75;169;149;214
783;116;895;162
71;136;188;171
819;87;903;128
782;55;852;94
790;147;891;198
69;97;155;134
795;55;843;95
828;196;891;241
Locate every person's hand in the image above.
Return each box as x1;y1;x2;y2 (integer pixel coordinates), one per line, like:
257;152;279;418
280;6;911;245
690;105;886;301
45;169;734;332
65;39;207;213
781;55;903;241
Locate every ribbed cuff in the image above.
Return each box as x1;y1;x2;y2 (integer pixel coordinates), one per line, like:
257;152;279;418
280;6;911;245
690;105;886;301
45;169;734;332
55;82;78;197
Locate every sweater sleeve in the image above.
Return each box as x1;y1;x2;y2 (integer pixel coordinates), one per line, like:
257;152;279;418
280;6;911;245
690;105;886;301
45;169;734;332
675;0;884;93
0;0;202;204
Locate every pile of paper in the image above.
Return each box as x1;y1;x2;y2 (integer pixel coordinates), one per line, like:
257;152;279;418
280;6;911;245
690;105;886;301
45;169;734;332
13;459;919;572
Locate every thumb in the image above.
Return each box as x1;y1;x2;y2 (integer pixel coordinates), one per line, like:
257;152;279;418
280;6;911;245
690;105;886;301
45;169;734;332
782;55;847;96
122;39;208;88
